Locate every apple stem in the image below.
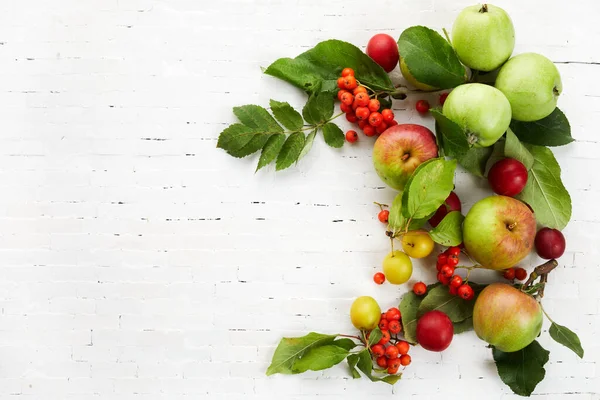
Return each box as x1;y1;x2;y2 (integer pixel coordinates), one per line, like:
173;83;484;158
479;4;488;13
401;153;410;161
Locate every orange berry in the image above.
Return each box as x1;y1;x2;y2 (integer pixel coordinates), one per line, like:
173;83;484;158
355;106;370;121
396;340;410;355
358;119;368;129
375;121;388;134
369;112;383;127
341;67;355;77
381;109;394;123
400;354;411;366
363;125;376;137
368;99;380;112
343;76;358;90
337;77;346;89
353;86;368;95
341;92;354;106
388;120;398;127
346;112;358;123
355;92;370;107
340;102;352;113
337;89;349;101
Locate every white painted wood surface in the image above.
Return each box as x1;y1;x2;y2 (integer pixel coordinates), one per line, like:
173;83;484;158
0;0;598;398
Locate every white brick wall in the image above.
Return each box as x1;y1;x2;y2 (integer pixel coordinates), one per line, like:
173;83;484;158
0;0;598;398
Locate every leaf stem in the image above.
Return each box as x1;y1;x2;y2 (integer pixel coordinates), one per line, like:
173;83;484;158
442;28;452;46
540;303;555;324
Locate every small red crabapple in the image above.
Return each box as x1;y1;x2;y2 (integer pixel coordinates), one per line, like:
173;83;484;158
368;112;383;127
373;272;385;284
368;99;380;112
376;355;388;368
450;275;463;288
378;330;391;345
371;344;385;357
400;354;411;366
413;281;427;296
381;109;394;123
439;92;449;105
458;284;474;300
378;210;389;223
396;340;410;355
388;320;401;334
385;307;401;321
345;130;358;143
385;345;399;359
341;67;354;77
503;268;516;280
363;125;376;137
416;100;430;113
378;318;389;331
514;267;527;281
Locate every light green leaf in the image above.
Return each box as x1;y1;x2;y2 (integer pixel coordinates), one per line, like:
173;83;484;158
322;123;345;148
298;129;317;161
457;146;494;177
266;332;337;375
229;133;272;158
510;108;573;147
367;327;382;347
516;145;571;229
332;338;357;351
276;132;306;171
485;139;506;175
492;340;549;397
400;283;440;344
397;26;466;89
388;192;405;232
256;133;286;171
302;90;334;125
355;349;401;384
429;211;464;246
233;105;283;133
431;109;469;158
292;345;350;373
417;283;485;322
549;322;584;358
217;123;257;155
347;353;361;379
504;129;534;169
269;100;304;131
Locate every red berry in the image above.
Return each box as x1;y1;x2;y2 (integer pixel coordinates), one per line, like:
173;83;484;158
387;365;399;375
447;254;459;266
376;355;388;368
388;120;398;126
346;113;358;123
341;92;354;106
378;330;391;345
388;319;401;334
514;267;527;281
353;86;368;95
379;318;389;331
340;102;352;113
385;345;399;359
368;112;383;127
337;77;346;89
413;281;427;296
343;75;358;90
341;67;354;77
416;100;430;113
503;268;516;280
363;125;376;137
368;99;380;112
366;34;399;73
381;109;394;123
439;92;449;105
378;209;389;223
396;340;410;355
437;253;448;265
345;130;358;143
457;284;474;300
373;271;385;284
448;247;460;256
429;191;462;227
371;344;385;357
448;285;458;296
355;92;370;107
355;106;370;121
358;119;368;129
437;272;451;285
488;158;528;196
337;90;349;101
450;275;463;288
400;354;411;366
387;359;400;374
385;307;401;321
535;228;566;259
375;121;388;134
441;265;455;279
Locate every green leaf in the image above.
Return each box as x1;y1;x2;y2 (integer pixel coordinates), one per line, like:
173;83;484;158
332;338;357;351
228;133;272;158
347;353;361;379
381;374;402;385
485;139;506;175
256;133;286;171
397;26;466;89
217;123;257;155
429;211;464;246
457;146;494;177
516;145;572;229
431;109;470;158
276;132;306;171
549;322;584;358
367;327;382;347
264;39;394;94
292;344;350;373
269;100;304;131
388;192;405;232
233;105;283;133
400;283;440;344
322;123;345;148
492;340;550;397
302;90;334;125
298;129;317;161
453;317;473;334
510;108;574;147
266;332;337;375
402;158;457;220
417;283;485;322
504;129;534;169
355;349;401;384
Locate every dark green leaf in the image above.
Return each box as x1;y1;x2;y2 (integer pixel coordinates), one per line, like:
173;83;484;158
217;123;257;155
400;283;440;344
322;123;345;148
233;105;283;133
228;133;272;158
298;129;317;161
292;345;350;373
276;132;306;171
431;109;470;158
429;211;464;246
356;349;401;384
367;327;382;347
302;90;334;125
347;353;361;379
417;283;485;322
516;145;571;229
457;146;494;177
453;317;473;334
269;100;304;131
492;340;550;397
333;338;358;351
549;322;584;358
256;133;286;171
264;40;394;94
504;129;534;169
397;26;466;89
402;158;457;220
266;332;337;375
510;108;573;147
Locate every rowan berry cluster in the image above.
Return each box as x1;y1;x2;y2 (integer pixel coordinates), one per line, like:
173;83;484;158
436;246;474;300
367;307;412;374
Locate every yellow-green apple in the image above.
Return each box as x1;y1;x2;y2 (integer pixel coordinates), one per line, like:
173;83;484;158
442;83;511;147
452;4;515;72
495;52;562;121
401;230;435;258
463;195;536;270
373;124;438;190
350;296;381;330
382;251;412;284
473;283;542;352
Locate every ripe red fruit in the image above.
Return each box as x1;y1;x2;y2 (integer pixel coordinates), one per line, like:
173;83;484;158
416;310;454;352
368;112;383;127
343;76;358;90
366;33;399;73
396;340;410;355
514;267;527;281
341;92;354;106
388;120;398;127
373;272;385;284
416;100;430;113
535;228;566;259
385;345;399;359
439;92;449;105
385;307;401;321
378;318;389;331
358;120;368;129
368;99;380;112
437;253;448;265
340;102;352;113
503;268;516;280
413;282;427;296
353;86;368;95
488;158;528;196
346;113;358;123
448;285;458;296
388;320;401;334
341;67;354;77
428;191;462;227
363;125;376;137
378;330;391;345
381;109;394;123
448;247;460;256
450;275;463;288
345;130;358;144
387;358;401;374
375;121;388;134
400;354;412;366
337;90;349;101
355;92;370;107
356;106;370;121
378;210;389;223
371;344;385;357
457;284;474;300
337;77;346;89
441;265;455;279
437;272;451;285
447;254;459;266
376;355;388;368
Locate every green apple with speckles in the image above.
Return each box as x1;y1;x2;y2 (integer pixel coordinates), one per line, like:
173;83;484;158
495;53;562;121
452;4;515;72
473;283;543;352
442;83;512;147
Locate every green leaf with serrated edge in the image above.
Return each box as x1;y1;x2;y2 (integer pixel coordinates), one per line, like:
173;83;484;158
453;317;473;334
457;146;494;177
429;211;464;247
256;133;286;171
303;90;334;125
367;327;382;347
417;283;485;322
233;105;283;133
333;338;357;351
276;132;306;171
322;123;344;148
401;158;457;220
266;332;337;375
264;40;394;94
269;100;303;131
298;129;317;162
400;283;441;344
398;26;466;89
217;123;257;155
549;322;584;358
492;340;549;397
504;128;534;169
516;145;571;229
510;108;574;147
347;353;361;379
292;344;350;373
431;109;469;158
355;349;401;384
229;133;272;158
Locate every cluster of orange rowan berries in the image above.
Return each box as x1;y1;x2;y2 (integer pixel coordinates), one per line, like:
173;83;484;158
336;68;399;143
367;307;412;374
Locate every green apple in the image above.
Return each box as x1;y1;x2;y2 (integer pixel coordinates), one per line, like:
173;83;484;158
442;83;511;147
463;195;536;270
452;4;515;72
350;296;381;330
400;57;438;91
473;283;543;352
495;53;562;121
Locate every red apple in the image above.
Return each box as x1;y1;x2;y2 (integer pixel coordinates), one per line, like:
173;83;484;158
428;191;462;227
416;310;454;352
463;195;536;270
488;158;528;196
535;227;566;259
366;34;399;73
372;124;439;191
